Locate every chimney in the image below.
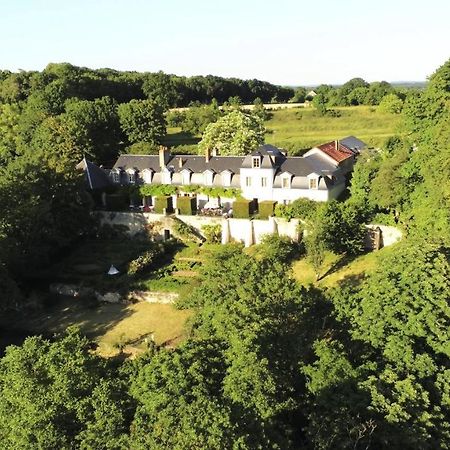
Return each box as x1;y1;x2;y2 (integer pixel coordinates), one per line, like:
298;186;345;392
178;158;183;169
335;140;339;151
205;147;211;163
159;145;170;169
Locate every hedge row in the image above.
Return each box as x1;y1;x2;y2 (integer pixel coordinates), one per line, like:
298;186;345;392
177;196;197;215
233;199;256;218
258;200;277;219
154;196;173;214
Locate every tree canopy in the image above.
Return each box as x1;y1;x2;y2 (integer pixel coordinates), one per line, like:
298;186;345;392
198;110;265;156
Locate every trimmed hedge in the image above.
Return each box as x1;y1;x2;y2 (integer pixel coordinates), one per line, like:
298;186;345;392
105;193;127;211
259;200;277;219
233;199;253;218
177;196;197;215
154;196;173;214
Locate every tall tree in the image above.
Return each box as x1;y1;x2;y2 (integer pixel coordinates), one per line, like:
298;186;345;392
198;110;265;156
118;99;166;145
0;328;131;449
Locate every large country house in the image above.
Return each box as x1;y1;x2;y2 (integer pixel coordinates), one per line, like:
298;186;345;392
80;136;366;213
106;136;365;205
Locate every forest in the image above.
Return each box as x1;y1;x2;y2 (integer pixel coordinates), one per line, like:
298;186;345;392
0;59;449;449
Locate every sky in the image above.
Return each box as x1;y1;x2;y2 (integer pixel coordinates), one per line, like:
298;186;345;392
1;0;449;86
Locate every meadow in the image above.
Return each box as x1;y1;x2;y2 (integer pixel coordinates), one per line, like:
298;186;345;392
164;105;404;154
264;105;403;152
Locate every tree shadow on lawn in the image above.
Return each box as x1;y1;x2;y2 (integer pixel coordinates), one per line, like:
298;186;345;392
0;295;135;354
318;253;356;281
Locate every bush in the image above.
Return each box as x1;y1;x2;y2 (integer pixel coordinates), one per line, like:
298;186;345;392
257;234;300;262
233;199;254;218
202;224;222;243
154;196;173;214
177;196;197;215
172;218;201;243
127;244;164;276
274;198;318;221
258;201;277;219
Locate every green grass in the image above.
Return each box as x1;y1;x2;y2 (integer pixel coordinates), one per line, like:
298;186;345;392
292;245;398;289
164;106;403;154
0;296;191;357
264;106;403;152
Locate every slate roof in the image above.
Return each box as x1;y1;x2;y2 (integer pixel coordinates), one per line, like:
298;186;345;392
339;136;367;153
278;157;315;176
112;139;353;183
113;155;160;172
114;154;244;174
77;158;112;190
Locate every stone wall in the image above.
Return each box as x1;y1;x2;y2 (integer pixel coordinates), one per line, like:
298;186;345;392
97;212;402;248
98;211;300;246
364;224;403;249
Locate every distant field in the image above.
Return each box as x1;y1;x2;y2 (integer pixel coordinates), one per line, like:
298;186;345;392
264;106;403;152
164;105;403;154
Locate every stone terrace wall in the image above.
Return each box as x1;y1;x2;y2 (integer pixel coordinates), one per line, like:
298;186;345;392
97;212;401;248
98;212;300;246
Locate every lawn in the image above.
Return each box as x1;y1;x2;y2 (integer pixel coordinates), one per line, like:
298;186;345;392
0;240;223;357
163;105;403;154
292;245;397;289
0;296;191;357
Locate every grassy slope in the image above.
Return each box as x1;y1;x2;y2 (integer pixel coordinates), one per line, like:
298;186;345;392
164;105;403;154
292;245;397;289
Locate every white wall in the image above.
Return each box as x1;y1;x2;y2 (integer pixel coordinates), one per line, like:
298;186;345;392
97;212;300;245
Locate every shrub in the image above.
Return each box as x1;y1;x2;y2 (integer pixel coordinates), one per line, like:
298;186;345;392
154;196;173;214
258;201;277;219
177;196;197;215
127;244;164;276
274;198;318;221
233;199;254;218
202;224;222;243
258;234;300;262
172;218;201;243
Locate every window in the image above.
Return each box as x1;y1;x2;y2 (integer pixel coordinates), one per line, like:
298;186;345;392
245;176;252;187
309;178;318;189
261;177;267;187
282;177;290;189
128;172;135;183
252;156;260;168
112;172;120;183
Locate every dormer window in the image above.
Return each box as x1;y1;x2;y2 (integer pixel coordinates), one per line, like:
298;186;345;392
252;156;261;168
204;170;214;186
309;178;318;189
281;176;291;189
221;170;232;187
141;168;154;184
126;169;136;184
112;171;120;183
181;169;191;185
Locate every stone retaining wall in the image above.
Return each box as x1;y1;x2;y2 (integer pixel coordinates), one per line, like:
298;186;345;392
98;212;402;248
